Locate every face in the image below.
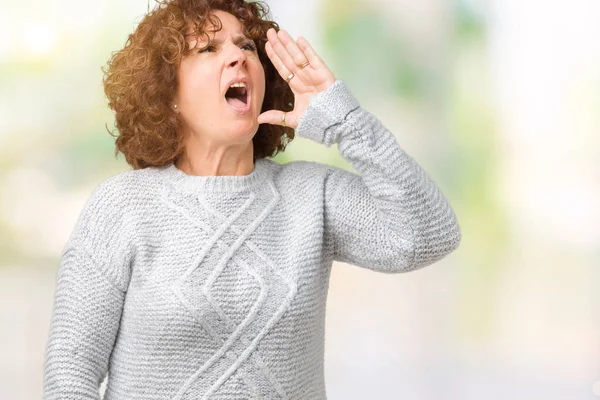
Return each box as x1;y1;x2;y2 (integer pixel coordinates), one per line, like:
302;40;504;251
175;10;266;147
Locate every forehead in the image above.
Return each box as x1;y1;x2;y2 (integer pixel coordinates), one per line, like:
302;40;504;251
185;10;244;43
210;10;243;30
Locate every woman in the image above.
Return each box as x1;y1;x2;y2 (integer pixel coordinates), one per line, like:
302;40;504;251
43;0;462;399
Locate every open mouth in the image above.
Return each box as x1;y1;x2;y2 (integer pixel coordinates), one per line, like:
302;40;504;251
224;84;250;113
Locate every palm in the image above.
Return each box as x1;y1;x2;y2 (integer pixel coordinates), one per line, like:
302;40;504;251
257;28;336;129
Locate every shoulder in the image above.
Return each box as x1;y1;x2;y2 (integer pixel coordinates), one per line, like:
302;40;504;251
70;167;157;242
266;158;359;196
63;170;145;289
270;159;327;177
268;158;357;182
84;167;158;212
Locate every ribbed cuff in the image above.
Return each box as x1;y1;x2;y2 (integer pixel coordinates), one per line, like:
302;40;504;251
295;80;361;147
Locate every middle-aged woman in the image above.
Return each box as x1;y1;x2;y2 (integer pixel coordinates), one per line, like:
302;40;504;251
44;0;462;399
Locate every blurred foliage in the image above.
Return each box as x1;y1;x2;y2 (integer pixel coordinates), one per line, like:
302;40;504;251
319;0;511;340
322;1;423;101
449;0;510;340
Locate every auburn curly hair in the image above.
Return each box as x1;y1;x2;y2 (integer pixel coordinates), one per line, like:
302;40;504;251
101;0;295;170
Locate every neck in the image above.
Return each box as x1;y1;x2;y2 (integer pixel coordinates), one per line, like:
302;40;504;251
175;137;254;177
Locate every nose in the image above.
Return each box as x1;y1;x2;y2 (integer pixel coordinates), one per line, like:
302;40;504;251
227;45;247;69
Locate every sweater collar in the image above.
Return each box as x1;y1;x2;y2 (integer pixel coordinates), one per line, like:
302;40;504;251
156;157;272;194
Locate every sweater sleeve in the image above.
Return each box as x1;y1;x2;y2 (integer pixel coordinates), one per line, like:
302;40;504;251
44;177;133;399
295;80;462;273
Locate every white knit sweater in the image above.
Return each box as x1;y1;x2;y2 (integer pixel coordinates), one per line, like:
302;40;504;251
44;80;462;399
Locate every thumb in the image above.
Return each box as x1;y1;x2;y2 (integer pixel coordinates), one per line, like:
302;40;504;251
258;110;299;128
257;110;285;126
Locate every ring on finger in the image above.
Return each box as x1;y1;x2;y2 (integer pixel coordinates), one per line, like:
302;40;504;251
281;111;287;128
299;60;310;69
285;73;295;83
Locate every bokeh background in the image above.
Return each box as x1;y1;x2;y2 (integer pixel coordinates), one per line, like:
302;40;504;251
1;0;599;398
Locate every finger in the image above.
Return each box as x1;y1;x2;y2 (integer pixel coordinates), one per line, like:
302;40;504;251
268;29;301;78
296;36;326;69
257;110;299;129
264;41;294;83
266;27;278;46
277;30;310;71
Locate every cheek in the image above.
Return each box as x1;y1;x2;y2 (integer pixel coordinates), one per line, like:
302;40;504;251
183;71;208;94
253;63;266;99
179;67;219;109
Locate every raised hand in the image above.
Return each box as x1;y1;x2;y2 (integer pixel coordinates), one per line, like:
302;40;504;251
257;28;336;129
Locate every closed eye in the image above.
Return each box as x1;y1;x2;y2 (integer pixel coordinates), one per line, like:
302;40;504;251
198;42;256;54
198;45;216;53
242;42;257;52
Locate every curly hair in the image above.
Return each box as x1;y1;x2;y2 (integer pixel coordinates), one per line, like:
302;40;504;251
101;0;295;170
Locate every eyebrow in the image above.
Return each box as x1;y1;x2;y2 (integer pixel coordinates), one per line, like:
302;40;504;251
189;33;251;47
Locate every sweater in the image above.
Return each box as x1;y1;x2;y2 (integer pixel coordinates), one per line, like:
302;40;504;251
43;80;462;400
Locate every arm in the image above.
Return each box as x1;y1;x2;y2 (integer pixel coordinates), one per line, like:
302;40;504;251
256;29;461;272
44;178;133;399
296;80;462;273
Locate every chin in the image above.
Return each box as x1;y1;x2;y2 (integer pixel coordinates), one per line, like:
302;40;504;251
228;122;258;141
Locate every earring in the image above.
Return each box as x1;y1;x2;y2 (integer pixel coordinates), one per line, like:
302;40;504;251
173;104;178;109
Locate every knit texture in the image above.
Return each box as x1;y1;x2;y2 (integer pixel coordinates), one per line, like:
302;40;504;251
44;80;462;400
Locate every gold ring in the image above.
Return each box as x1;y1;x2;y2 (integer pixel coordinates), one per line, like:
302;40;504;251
281;111;287;128
285;73;294;83
299;60;310;69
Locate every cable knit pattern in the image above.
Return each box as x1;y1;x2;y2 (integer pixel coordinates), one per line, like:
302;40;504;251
44;80;461;400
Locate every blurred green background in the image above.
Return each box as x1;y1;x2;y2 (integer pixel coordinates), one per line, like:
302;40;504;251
1;0;599;398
